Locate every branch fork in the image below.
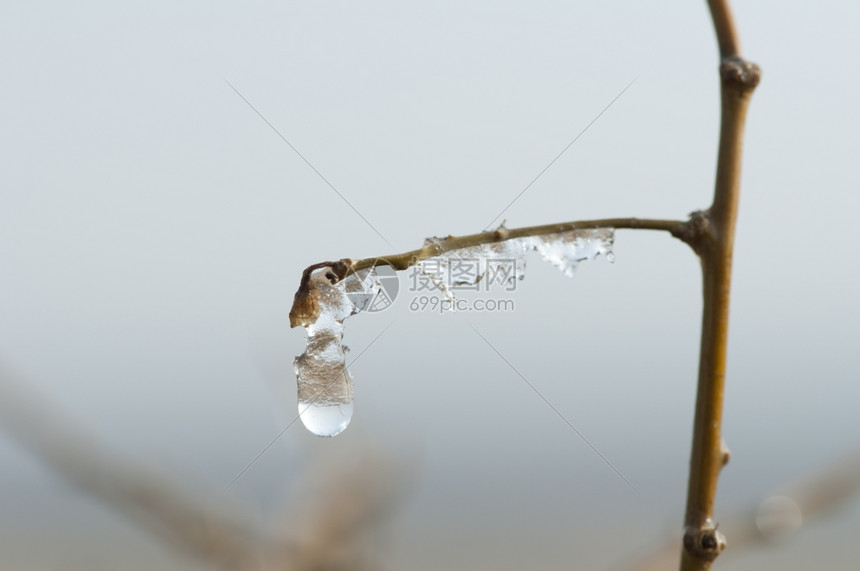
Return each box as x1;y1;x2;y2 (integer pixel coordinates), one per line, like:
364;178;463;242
287;3;761;570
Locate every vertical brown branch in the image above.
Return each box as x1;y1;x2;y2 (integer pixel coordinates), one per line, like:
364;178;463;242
681;1;761;569
706;0;741;58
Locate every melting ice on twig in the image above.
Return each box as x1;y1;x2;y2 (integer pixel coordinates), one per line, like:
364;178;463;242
416;228;614;292
416;238;531;300
526;228;614;278
291;227;614;437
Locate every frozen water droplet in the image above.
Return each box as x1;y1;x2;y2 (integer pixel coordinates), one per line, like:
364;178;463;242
297;400;353;437
294;346;355;437
293;267;376;437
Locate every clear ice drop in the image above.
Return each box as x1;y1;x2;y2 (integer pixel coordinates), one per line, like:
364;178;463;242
296;399;354;437
293;267;380;437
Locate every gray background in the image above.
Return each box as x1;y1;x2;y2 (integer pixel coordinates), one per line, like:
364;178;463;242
1;1;859;569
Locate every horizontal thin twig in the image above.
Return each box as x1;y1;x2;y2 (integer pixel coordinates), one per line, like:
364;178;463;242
352;217;686;272
289;217;687;327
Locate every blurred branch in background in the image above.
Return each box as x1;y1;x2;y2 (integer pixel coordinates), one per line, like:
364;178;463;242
619;448;860;571
268;448;413;571
0;360;408;570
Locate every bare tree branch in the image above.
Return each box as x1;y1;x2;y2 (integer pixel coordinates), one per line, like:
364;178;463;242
0;361;266;570
679;1;761;567
0;359;408;570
